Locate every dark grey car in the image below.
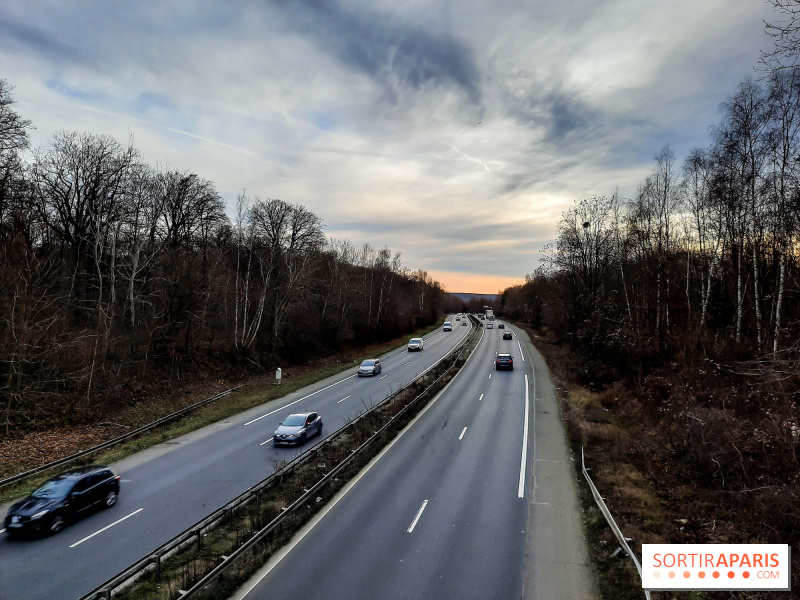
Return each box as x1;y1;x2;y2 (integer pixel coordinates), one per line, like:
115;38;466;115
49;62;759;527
5;466;120;537
274;412;323;446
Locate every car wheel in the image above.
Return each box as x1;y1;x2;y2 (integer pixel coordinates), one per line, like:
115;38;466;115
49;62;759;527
49;515;65;535
104;490;118;508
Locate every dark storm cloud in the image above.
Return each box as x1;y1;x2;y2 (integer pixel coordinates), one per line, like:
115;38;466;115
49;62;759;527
271;0;482;105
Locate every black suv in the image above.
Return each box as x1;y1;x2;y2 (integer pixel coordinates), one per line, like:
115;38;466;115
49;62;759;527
5;466;120;537
495;353;514;370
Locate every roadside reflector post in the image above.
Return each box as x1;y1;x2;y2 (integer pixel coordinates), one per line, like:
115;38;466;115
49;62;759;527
275;367;282;385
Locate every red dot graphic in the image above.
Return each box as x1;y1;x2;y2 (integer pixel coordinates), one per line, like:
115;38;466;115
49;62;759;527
683;571;691;579
698;571;706;579
668;571;676;579
712;571;720;579
728;571;735;579
743;572;750;579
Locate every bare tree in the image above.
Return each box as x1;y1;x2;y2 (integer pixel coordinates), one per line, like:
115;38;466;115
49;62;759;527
762;0;800;70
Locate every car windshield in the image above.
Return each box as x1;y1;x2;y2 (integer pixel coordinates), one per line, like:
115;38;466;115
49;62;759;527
283;415;306;427
361;360;375;366
410;339;421;343
31;478;75;499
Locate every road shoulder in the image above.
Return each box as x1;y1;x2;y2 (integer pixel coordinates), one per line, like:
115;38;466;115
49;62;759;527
517;326;600;599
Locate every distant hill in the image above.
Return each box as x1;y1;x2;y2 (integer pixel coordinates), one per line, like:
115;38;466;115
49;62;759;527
450;293;498;303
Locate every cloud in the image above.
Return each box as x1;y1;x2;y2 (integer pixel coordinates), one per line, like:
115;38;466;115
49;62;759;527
0;0;777;293
270;0;482;105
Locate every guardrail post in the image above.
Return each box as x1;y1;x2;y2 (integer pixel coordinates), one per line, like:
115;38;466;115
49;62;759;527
192;528;202;551
150;554;161;581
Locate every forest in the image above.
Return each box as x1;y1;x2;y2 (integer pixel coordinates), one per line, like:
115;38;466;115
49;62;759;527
0;80;456;437
499;66;800;559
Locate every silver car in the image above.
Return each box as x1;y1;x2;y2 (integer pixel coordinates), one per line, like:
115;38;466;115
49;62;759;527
407;338;424;351
358;358;382;376
274;412;323;446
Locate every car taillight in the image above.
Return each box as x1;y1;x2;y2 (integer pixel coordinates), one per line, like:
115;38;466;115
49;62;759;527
114;475;121;481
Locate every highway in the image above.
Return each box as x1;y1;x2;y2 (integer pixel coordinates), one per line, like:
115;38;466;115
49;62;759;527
232;322;597;599
0;318;471;600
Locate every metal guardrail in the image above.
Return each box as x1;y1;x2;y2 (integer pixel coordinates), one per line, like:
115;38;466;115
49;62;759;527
581;447;651;600
79;319;480;600
0;387;241;490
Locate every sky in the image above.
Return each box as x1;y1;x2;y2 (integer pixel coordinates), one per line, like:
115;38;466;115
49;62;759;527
0;0;778;294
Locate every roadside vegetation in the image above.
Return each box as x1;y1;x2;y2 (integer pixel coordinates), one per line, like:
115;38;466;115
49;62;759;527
499;63;800;600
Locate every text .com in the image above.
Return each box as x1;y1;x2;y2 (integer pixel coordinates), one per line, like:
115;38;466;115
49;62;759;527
642;544;790;591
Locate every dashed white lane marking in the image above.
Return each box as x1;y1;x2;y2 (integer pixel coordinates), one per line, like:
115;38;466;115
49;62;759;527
259;437;275;446
488;374;492;379
380;375;388;380
459;427;468;440
0;528;5;534
244;375;357;425
69;508;144;548
407;500;429;533
336;395;352;404
518;340;525;361
479;393;484;401
404;362;410;365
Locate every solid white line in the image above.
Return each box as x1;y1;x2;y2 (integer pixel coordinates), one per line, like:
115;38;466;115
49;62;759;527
336;395;351;404
532;360;537;501
380;375;388;380
69;508;144;548
407;500;429;533
518;340;525;361
459;427;467;440
259;437;274;446
518;375;530;499
244;375;356;425
478;393;484;402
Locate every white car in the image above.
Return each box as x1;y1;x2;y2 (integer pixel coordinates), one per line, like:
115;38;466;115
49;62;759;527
487;323;493;329
407;338;424;351
443;321;452;331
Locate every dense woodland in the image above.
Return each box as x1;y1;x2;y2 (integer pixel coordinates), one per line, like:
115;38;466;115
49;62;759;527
0;80;457;436
500;65;800;554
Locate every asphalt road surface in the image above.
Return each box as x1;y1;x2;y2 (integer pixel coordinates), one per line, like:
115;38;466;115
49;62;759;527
0;318;470;600
233;323;598;600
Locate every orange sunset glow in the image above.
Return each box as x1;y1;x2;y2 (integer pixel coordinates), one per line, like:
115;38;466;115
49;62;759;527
430;271;524;296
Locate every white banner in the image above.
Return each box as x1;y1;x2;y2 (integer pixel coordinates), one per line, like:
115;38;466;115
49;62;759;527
642;544;790;591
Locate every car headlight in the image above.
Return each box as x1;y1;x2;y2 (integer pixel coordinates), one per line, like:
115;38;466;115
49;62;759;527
288;433;300;438
31;510;49;519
